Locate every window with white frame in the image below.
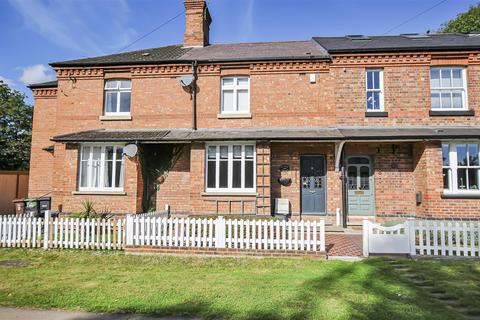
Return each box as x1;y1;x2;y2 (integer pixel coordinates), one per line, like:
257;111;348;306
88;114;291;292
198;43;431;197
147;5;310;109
366;69;384;111
442;142;480;193
430;67;467;110
206;143;255;192
104;80;131;115
220;76;250;114
79;145;124;191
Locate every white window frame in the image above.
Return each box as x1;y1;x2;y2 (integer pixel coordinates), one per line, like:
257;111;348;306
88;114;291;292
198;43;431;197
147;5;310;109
104;79;131;116
365;69;384;112
442;142;480;195
430;67;468;111
220;76;250;114
205;142;256;193
78;144;125;192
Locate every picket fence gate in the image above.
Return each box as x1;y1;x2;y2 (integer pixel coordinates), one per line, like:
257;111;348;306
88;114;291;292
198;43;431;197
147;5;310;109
364;219;480;258
126;215;326;252
0;211;125;250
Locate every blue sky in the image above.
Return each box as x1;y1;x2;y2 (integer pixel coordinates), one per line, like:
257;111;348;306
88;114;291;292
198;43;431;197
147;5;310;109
0;0;477;104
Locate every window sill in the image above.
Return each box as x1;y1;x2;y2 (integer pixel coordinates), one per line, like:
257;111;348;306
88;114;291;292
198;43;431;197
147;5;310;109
429;110;474;117
72;191;127;196
441;192;480;199
201;192;258;196
217;113;252;119
365;111;388;117
99;115;132;121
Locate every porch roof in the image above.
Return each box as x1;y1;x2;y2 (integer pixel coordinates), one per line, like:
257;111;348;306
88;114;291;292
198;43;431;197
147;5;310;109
51;126;480;143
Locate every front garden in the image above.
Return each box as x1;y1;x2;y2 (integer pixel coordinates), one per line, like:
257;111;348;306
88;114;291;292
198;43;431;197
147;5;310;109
0;249;479;319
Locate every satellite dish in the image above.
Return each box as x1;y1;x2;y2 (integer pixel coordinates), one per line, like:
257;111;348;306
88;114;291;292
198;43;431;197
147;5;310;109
123;144;138;157
179;75;195;87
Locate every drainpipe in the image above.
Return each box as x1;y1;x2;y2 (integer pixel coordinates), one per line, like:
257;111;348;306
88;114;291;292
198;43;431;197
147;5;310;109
192;61;198;131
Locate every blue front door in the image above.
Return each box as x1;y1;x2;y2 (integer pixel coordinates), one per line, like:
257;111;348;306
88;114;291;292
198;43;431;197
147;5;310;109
300;156;326;215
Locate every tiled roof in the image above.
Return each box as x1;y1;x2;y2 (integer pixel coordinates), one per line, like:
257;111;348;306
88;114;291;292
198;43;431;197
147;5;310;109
51;126;480;143
27;80;58;88
50;45;190;67
313;33;480;53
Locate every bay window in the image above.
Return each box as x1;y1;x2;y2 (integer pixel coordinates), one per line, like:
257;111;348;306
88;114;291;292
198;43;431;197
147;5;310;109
220;76;250;114
442;142;480;193
104;80;131;115
206;143;255;192
79;145;124;191
430;68;467;110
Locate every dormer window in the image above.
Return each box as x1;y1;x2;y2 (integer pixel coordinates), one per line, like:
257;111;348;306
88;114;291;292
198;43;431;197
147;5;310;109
104;80;131;115
221;76;250;115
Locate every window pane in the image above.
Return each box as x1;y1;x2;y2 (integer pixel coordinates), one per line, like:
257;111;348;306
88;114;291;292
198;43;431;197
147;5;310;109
208;146;216;159
105;92;118;113
207;161;216;188
222;78;234;86
115;147;123;161
443;168;450;189
360;166;370;190
80;161;88;188
442;144;449;166
452;69;462;87
245;145;254;159
119;80;131;89
92;147;101;188
458;168;467;189
468;168;479;190
232;161;241;188
347;166;357;190
81;146;90;160
119;92;131;113
220;146;228;159
441;69;451;88
431;92;440;109
115;159;124;188
233;145;241;159
469;144;479;166
373;92;380;110
104;160;113;188
452;91;463;109
219;161;228;188
105;80;118;89
366;92;374;110
430;69;440;88
237;89;249;112
441;92;451;109
245;160;254;188
457;144;467;166
237;77;249;86
222;90;234;112
373;71;379;89
105;146;114;160
366;71;373;89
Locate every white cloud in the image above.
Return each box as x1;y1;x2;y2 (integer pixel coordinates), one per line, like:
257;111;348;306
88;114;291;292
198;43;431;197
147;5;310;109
241;0;255;41
0;76;16;87
19;64;55;85
8;0;137;55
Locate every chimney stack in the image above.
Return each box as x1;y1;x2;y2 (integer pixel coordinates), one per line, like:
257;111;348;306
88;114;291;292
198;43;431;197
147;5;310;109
184;0;211;48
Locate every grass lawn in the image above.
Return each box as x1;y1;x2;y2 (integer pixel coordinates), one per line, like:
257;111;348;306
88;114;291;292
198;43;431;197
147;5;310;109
0;249;479;319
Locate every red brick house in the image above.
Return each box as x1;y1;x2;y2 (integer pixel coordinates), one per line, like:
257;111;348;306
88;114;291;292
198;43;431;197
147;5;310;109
28;0;480;226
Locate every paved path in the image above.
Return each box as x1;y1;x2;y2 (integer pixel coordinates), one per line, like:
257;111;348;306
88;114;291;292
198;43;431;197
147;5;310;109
0;307;198;320
325;233;363;257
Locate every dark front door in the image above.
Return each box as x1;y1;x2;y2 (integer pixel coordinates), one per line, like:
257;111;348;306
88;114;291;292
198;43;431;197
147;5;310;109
300;155;326;215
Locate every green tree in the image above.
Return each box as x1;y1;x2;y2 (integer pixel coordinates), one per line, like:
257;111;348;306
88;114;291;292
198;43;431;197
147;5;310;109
439;3;480;33
0;81;33;170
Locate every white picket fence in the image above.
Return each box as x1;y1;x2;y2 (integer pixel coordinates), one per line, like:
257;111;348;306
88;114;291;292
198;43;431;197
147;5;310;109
364;219;480;258
126;216;326;252
0;212;125;250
